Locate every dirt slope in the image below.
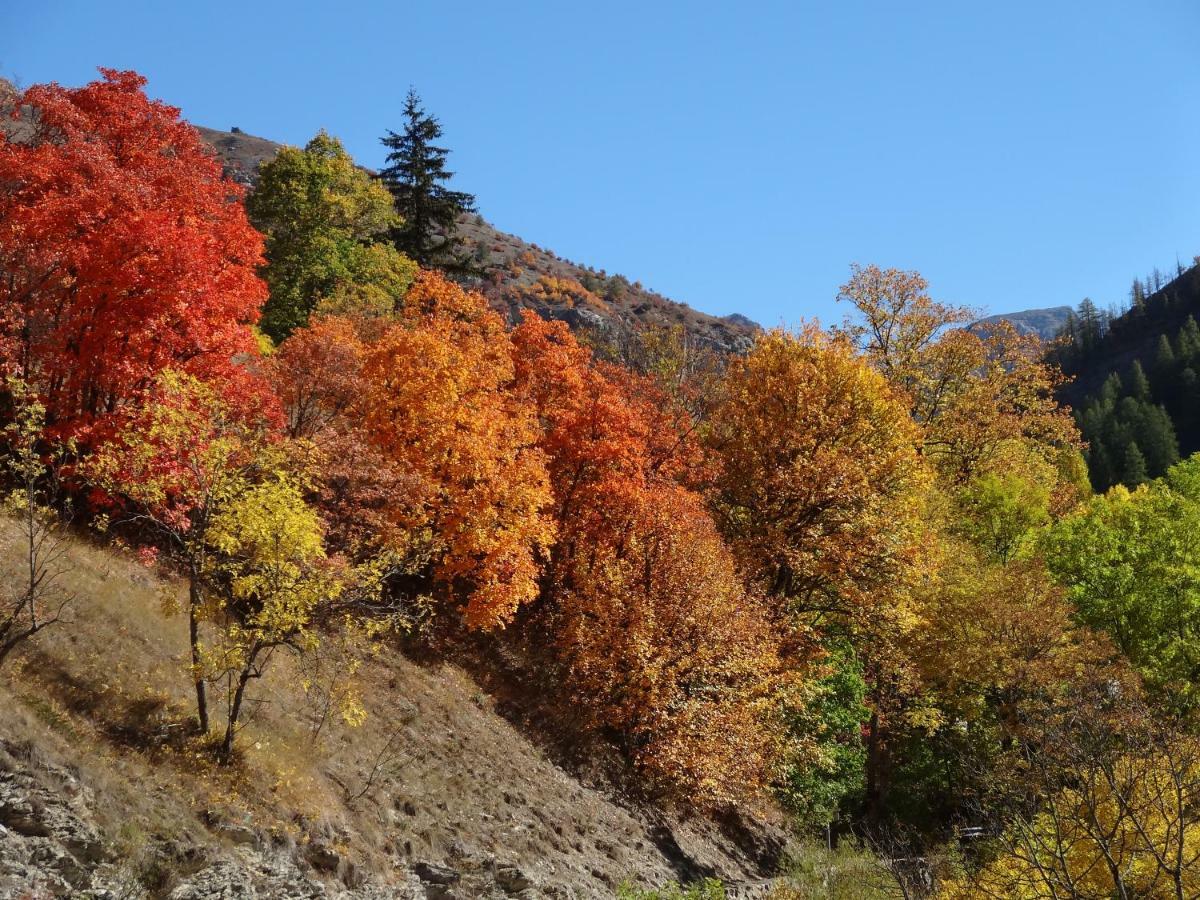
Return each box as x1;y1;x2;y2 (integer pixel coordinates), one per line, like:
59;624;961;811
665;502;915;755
0;519;784;898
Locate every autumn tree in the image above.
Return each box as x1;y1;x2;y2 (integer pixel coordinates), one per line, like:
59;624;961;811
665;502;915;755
204;474;392;762
510;314;792;805
85;370;279;732
894;541;1122;832
837;264;1079;487
0;70;267;438
379;90;477;268
948;709;1200;900
952;470;1051;563
247;131;416;341
551;482;790;806
270;316;368;441
706;326;928;625
359;273;554;628
0;378;74;667
270;315;424;560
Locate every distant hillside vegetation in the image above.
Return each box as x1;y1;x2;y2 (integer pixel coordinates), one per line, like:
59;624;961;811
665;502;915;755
192;119;758;354
1051;262;1200;490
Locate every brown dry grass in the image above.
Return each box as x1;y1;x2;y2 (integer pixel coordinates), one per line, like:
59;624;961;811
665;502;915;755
0;516;782;895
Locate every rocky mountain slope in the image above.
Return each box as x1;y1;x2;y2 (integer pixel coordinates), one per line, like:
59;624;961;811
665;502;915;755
0;518;785;898
974;305;1073;341
193;119;756;354
0;75;755;354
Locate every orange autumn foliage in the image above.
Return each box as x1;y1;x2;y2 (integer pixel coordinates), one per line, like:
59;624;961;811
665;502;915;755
555;482;791;806
270;316;421;559
510;314;702;521
511;314;790;805
271;316;367;441
359;273;555;629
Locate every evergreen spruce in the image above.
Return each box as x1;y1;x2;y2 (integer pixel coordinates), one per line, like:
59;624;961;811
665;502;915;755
1076;298;1103;359
1099;371;1123;407
1128;360;1152;401
1139;404;1181;475
1122;442;1148;486
379;89;477;269
1155;334;1176;375
1177;315;1200;361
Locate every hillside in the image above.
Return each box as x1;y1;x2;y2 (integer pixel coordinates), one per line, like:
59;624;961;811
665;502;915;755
0;76;755;355
0;517;786;898
192;120;756;354
12;67;1200;900
1051;263;1200;489
973;305;1072;341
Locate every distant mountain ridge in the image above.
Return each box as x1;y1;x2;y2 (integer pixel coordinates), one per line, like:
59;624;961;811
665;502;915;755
974;305;1074;342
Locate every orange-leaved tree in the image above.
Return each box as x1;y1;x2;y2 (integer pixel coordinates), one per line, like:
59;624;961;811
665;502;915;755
270;314;426;560
358;273;555;629
511;314;792;805
554;481;791;806
0;70;268;440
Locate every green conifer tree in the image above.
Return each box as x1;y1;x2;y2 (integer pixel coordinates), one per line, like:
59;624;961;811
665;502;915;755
1177;315;1200;361
1155;334;1177;375
1138;404;1181;477
379;90;477;268
1122;441;1148;486
1128;360;1152;401
1099;371;1123;408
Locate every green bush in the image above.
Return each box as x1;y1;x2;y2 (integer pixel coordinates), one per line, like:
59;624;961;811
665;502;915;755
616;878;726;899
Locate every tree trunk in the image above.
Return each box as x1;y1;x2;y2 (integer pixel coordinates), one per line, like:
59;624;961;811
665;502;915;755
864;710;883;822
189;576;209;734
219;666;253;764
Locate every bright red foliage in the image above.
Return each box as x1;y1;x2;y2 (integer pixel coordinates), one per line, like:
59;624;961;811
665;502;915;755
0;70;270;438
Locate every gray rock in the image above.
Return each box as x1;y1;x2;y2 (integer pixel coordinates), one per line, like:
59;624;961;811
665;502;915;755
305;839;341;872
217;823;261;848
168;859;259;899
495;864;533;894
413;861;460;885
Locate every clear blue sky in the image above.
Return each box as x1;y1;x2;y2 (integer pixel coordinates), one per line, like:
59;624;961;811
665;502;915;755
4;2;1199;327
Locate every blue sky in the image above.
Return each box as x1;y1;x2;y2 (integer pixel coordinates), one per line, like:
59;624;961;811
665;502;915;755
4;2;1199;326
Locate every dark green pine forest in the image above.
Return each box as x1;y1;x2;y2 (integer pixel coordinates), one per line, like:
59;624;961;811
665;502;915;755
1051;260;1200;491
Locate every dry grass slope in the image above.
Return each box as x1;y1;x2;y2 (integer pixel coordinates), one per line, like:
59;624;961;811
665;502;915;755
0;517;782;897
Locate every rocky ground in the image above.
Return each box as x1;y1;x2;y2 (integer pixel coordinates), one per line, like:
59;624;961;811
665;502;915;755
0;519;786;899
0;736;779;899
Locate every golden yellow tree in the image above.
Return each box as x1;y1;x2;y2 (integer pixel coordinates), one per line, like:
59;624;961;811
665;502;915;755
706;326;928;624
86;370;274;732
204;473;389;762
837;263;1080;487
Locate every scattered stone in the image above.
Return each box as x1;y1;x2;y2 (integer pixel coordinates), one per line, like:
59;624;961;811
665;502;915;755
495;863;533;894
413;860;460;885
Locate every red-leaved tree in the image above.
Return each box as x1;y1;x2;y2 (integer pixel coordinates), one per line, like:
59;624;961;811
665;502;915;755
0;69;270;439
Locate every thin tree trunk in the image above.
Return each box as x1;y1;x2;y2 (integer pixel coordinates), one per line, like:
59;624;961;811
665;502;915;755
189;576;209;734
865;711;882;821
220;665;253;764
